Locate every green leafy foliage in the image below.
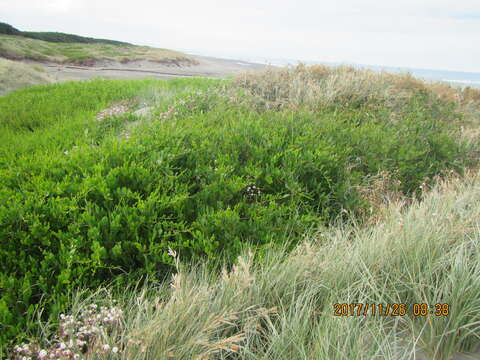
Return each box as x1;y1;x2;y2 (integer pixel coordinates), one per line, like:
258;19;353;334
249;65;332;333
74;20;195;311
0;77;469;353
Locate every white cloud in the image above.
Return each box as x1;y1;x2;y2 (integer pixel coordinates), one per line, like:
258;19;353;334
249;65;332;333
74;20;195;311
1;0;479;71
0;0;80;14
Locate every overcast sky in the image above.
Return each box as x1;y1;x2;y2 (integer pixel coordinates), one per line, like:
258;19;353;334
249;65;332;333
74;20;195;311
1;0;479;72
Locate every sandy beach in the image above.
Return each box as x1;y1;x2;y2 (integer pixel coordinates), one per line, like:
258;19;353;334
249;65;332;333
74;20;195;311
24;55;268;82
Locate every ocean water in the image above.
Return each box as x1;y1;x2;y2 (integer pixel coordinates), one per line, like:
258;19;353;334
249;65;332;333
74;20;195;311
358;65;480;89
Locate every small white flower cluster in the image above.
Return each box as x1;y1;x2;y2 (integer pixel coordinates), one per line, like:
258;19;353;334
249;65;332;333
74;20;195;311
418;181;429;191
244;184;261;199
13;341;82;360
96;104;130;120
11;304;123;360
159;105;178;119
212;159;218;172
63;146;78;156
175;98;195;110
96;98;136;121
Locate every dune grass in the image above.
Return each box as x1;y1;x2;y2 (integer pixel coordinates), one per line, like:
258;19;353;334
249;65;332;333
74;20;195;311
0;57;54;96
234;64;480;132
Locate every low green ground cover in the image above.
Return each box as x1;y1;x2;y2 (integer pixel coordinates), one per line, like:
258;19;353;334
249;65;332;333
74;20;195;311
0;73;474;353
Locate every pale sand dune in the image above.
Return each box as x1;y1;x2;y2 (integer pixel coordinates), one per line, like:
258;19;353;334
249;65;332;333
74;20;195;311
22;55;268;82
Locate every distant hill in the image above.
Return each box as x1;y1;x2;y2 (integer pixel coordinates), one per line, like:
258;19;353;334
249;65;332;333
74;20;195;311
0;22;130;45
0;22;21;36
0;22;196;67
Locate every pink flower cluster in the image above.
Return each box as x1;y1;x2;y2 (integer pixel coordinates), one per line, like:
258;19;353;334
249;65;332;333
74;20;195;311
11;304;123;360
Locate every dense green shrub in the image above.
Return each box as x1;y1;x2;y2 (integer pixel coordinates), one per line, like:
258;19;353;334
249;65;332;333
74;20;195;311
0;22;129;45
0;22;21;36
21;32;131;45
0;77;469;353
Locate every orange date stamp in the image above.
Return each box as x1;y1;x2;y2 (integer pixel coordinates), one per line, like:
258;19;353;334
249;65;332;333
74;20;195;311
333;303;449;317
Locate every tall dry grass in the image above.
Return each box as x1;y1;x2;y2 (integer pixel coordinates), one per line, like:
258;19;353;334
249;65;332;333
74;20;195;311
0;58;54;96
233;64;480;126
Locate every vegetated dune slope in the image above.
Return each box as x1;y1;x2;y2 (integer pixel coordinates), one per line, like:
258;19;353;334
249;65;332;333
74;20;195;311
0;57;54;95
0;33;195;65
1;65;479;358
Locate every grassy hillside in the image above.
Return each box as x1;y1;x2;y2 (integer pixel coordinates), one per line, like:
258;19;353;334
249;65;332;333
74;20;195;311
1;65;480;358
0;58;54;96
0;34;196;65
